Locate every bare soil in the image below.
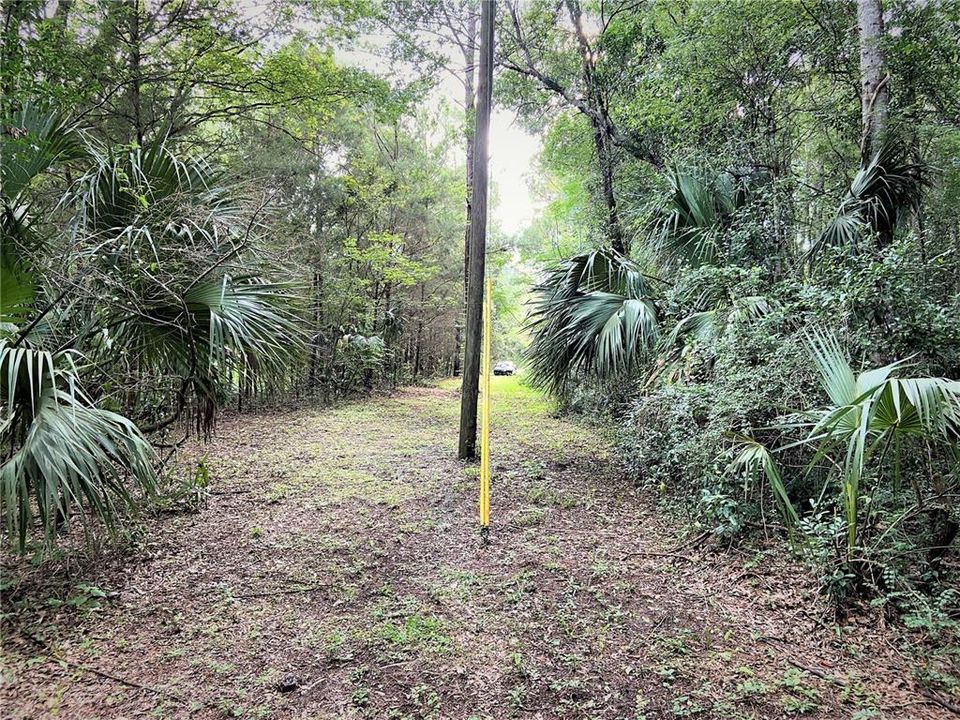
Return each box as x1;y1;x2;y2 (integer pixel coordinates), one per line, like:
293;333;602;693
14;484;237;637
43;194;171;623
1;378;956;719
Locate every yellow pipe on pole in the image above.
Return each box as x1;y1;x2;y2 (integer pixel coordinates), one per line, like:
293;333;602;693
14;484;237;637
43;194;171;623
480;277;492;534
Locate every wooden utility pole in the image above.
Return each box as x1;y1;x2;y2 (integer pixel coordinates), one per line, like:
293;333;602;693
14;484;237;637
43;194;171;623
458;0;494;460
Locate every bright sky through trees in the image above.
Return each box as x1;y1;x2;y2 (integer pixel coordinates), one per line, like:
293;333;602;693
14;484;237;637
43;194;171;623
488;109;540;234
335;23;541;236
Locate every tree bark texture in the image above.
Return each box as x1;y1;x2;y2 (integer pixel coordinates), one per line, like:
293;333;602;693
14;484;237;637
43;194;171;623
454;9;477;377
857;0;888;160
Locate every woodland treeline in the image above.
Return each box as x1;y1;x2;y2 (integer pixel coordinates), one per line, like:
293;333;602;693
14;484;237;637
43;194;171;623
506;0;960;628
2;0;960;643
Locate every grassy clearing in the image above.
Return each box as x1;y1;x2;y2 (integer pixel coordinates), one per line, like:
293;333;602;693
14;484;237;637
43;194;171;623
1;375;946;719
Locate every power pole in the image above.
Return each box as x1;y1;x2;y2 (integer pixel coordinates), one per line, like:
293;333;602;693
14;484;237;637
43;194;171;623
458;0;494;459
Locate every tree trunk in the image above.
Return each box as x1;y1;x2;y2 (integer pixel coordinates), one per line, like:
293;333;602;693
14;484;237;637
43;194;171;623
593;119;625;254
454;10;478;378
1;0;23;107
857;0;888;161
566;0;625;253
413;285;425;382
458;0;494;460
126;1;145;145
54;0;73;31
308;271;322;392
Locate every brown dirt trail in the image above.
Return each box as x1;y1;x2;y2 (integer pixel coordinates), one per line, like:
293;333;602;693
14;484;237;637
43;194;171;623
1;378;953;719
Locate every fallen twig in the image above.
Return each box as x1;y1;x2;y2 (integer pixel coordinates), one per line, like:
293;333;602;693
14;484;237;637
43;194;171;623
758;637;849;687
620;550;695;563
762;637;957;716
232;584;331;599
619;530;711;563
65;661;189;702
675;530;711;550
23;631;188;705
785;658;848;686
919;690;960;717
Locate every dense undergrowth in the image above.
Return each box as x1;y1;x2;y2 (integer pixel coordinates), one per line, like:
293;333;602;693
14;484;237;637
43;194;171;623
544;237;960;654
499;2;960;657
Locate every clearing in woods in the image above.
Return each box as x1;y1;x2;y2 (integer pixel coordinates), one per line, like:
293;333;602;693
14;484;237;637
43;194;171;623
1;377;952;719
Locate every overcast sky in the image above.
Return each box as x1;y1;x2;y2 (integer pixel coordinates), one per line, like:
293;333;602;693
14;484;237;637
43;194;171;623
488;108;540;235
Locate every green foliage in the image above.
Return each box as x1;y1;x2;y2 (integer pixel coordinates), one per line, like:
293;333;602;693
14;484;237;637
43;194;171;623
782;332;960;554
0;342;156;550
0;102;304;550
0;262;35;330
726;435;799;529
813;143;930;256
652;169;751;266
619;384;722;499
152;458;211;515
515;0;960;628
0;103;84;206
527;248;658;394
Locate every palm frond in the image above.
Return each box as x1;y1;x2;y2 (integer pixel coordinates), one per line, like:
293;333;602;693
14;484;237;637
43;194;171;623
0;261;35;333
108;273;304;431
806;330;858;407
1;103;86;203
0;342;155;550
793;331;960;553
664;295;775;351
725;434;799;529
728;295;774;323
662;310;717;349
526;248;659;393
810;142;930;258
651;169;748;266
185;275;305;379
1;103;87;255
75;142;241;249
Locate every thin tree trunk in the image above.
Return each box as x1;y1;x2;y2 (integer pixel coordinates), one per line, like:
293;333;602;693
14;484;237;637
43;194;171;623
566;0;625;253
454;10;478;378
857;0;888;161
593;120;625;253
126;1;145;145
1;0;23;108
413;285;425;381
383;281;392;334
308;271;322;391
458;0;494;460
54;0;73;31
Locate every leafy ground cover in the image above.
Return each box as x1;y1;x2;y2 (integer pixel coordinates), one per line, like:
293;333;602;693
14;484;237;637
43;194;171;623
1;377;954;719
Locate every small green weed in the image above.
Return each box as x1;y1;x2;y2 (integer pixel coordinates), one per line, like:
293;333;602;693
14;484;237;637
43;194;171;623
381;614;451;653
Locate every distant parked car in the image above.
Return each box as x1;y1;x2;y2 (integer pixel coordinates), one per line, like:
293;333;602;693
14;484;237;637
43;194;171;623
493;360;517;376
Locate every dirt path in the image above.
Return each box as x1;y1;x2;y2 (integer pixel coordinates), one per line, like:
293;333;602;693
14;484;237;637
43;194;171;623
2;378;953;719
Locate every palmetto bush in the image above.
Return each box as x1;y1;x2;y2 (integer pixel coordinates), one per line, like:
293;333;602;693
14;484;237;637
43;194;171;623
728;331;960;560
792;333;958;553
0;343;156;548
812;143;929;257
526;248;659;394
525;148;955;607
651;168;750;266
0;103;303;550
526;175;767;396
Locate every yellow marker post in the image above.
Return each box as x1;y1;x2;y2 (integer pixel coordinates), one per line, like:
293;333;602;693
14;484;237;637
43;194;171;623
479;277;492;542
